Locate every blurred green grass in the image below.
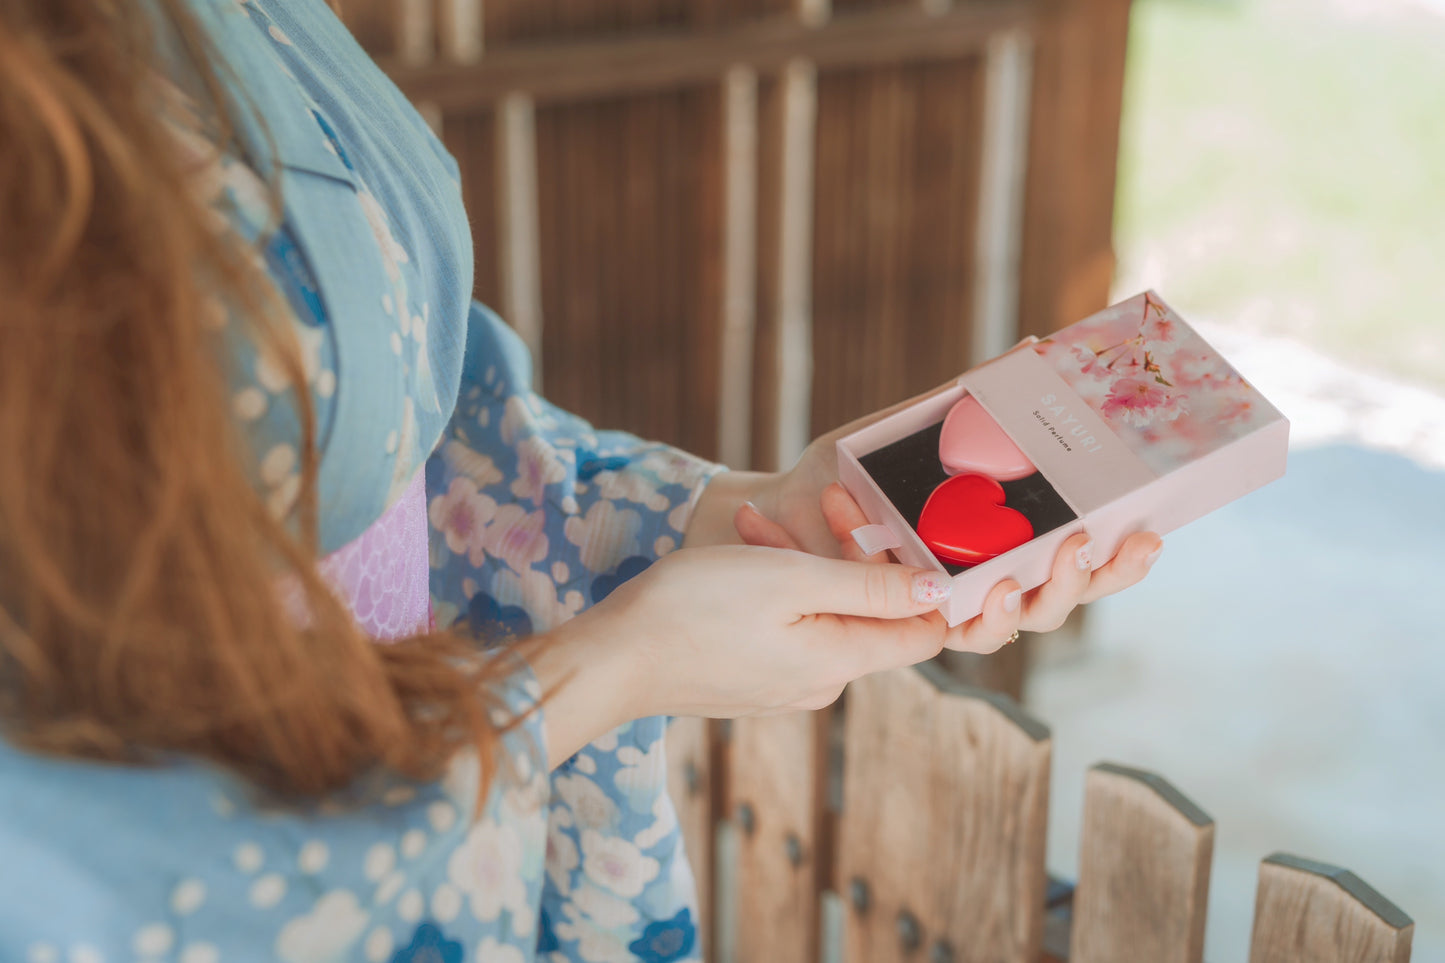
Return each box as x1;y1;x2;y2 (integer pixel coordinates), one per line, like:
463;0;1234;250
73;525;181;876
1113;0;1445;389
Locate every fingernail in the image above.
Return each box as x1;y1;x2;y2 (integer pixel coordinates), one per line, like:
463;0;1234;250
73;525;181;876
1145;543;1164;567
1076;540;1095;572
1003;589;1021;613
912;573;953;605
742;500;760;514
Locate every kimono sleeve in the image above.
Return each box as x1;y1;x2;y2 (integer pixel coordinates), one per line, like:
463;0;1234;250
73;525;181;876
425;301;727;640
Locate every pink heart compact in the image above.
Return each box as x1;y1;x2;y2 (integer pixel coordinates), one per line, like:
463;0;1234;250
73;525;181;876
938;395;1035;481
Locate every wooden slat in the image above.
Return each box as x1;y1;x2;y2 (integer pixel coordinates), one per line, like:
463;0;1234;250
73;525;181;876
531;87;724;458
839;662;1050;963
727;710;831;963
834;0;915;13
495;93;544;386
383;1;1040;110
338;0;400;57
717;66;760;470
480;0;796;47
809;54;986;438
1016;0;1131;339
665;717;717;954
440;110;500;305
1070;763;1215;963
749;73;785;472
1250;854;1414;963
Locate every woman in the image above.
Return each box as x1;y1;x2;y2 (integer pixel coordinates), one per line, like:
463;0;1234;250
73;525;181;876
0;1;1161;959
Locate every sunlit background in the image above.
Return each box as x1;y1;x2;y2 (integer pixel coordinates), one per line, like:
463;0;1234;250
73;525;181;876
1030;0;1445;957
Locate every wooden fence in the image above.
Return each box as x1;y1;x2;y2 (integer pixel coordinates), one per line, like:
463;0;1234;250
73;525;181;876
666;667;1416;962
340;1;1416;959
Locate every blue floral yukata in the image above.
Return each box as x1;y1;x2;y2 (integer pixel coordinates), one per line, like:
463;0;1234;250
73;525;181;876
0;1;719;960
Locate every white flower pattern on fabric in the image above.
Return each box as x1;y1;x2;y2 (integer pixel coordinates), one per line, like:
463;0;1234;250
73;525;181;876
564;501;644;574
446;818;531;927
580;830;660;899
552;775;619;833
274;891;368;963
613;742;667;814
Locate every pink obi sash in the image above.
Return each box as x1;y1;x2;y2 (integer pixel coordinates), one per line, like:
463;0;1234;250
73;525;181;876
317;470;432;639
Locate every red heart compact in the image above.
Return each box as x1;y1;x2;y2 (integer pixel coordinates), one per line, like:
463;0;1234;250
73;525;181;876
917;473;1034;566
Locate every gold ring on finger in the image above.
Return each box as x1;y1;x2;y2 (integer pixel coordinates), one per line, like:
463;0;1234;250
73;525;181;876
1005;629;1020;646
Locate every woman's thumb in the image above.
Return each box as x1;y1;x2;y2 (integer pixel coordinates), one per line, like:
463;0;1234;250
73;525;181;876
793;556;953;620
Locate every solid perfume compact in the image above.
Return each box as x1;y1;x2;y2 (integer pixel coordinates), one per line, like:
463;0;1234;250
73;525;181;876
836;291;1289;626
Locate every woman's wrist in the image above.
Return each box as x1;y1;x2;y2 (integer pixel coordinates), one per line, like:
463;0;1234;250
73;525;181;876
682;470;779;548
522;606;649;769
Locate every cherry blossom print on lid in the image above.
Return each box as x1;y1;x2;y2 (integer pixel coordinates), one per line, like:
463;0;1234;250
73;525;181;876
938;395;1036;481
1032;290;1278;476
917;473;1034;567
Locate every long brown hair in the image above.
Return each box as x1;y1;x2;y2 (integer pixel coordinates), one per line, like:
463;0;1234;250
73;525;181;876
0;0;511;799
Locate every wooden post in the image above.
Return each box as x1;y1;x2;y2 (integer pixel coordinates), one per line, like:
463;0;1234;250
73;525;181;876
838;662;1051;963
437;0;484;63
1070;763;1214;963
972;27;1032;364
397;0;435;66
1017;0;1132;340
494;92;543;387
1250;854;1414;963
717;66;760;470
772;58;818;472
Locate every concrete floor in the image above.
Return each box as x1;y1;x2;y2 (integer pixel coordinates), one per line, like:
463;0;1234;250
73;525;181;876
1027;329;1445;960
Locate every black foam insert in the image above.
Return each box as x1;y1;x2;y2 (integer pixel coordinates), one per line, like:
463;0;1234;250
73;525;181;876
856;420;1076;574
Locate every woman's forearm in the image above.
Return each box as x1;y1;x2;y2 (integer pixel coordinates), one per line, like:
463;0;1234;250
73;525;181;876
523;471;779;768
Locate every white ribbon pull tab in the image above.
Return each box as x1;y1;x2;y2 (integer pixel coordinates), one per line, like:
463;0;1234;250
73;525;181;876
850;524;904;557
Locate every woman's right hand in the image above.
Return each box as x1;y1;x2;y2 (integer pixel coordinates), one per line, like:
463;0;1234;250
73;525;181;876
526;545;1025;768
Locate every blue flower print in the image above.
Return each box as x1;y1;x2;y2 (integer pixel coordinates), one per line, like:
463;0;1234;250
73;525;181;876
264;228;328;327
536;907;560;953
627;908;697;963
390;922;463;963
309;108;357;171
576;450;631;482
458;591;533;646
590;555;653;604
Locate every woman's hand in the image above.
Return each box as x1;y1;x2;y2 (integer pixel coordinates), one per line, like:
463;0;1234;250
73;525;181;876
525;545;1015;767
735;481;1163;651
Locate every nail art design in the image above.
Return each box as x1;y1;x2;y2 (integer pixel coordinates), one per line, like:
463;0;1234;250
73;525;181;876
1003;589;1021;613
912;573;954;605
1076;540;1094;572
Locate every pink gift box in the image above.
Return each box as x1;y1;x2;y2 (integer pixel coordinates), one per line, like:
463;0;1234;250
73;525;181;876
836;291;1289;626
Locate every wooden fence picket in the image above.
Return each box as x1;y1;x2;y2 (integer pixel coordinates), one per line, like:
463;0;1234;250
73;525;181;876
1250;853;1414;963
726;710;832;963
837;661;1051;963
1070;763;1214;963
665;716;718;953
